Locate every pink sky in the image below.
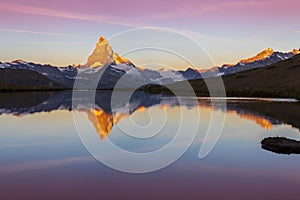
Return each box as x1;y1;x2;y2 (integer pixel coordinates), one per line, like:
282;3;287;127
0;0;300;68
1;0;299;26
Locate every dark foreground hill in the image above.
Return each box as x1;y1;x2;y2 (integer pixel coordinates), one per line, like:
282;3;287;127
0;69;67;91
148;54;300;99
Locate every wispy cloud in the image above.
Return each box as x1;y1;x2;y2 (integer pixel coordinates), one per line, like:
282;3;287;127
148;0;272;19
0;28;94;39
0;2;141;27
179;29;233;42
189;0;271;15
179;29;271;45
0;1;274;26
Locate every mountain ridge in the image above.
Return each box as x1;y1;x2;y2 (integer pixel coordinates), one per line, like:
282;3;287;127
148;54;300;99
0;36;299;93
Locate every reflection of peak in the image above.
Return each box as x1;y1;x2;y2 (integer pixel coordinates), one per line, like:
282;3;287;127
87;109;128;140
240;113;273;130
1;91;299;139
86;36;132;67
228;110;272;130
240;48;274;64
86;104;152;140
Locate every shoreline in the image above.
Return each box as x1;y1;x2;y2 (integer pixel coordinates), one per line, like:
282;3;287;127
0;88;299;101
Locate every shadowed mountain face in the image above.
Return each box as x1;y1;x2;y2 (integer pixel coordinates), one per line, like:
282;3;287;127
0;69;67;90
0;91;299;140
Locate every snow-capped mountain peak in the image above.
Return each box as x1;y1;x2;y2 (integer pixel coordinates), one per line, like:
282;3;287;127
292;49;300;55
239;48;274;64
86;36;132;67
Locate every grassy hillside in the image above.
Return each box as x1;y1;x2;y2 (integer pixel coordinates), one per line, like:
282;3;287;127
0;69;67;91
148;54;300;99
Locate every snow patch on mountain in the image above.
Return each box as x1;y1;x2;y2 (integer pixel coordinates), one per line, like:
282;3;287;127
157;70;185;82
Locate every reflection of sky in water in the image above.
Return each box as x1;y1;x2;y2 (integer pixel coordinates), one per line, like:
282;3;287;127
0;99;300;199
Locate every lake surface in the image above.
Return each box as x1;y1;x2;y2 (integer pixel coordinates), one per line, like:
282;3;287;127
0;91;299;200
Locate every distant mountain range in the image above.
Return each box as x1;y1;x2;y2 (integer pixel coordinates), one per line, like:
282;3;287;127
0;36;299;91
178;48;300;79
149;54;300;99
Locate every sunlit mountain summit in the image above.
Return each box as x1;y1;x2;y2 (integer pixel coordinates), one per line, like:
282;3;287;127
239;48;275;64
86;36;132;67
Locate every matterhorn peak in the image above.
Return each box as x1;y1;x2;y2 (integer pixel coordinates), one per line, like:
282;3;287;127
99;36;107;43
86;36;132;67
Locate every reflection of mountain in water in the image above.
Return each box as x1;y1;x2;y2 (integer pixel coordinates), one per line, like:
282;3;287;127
87;109;128;140
0;91;299;139
0;91;181;139
226;101;299;131
229;110;273;130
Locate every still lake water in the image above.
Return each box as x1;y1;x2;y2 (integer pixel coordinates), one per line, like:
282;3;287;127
0;91;299;200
